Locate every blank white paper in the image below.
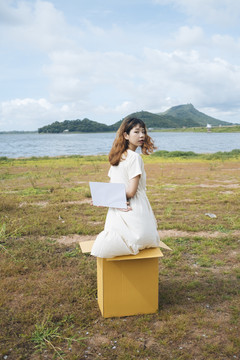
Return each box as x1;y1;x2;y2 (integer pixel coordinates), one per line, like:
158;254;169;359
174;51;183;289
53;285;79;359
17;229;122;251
89;182;127;209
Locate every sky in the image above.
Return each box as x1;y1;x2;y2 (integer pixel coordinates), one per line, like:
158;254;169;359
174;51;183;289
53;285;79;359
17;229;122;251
1;0;240;131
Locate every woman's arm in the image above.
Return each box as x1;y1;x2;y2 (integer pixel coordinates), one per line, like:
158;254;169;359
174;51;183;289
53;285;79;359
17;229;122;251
126;175;140;199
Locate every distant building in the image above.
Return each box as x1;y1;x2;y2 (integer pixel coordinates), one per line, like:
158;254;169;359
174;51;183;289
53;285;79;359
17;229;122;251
206;124;212;132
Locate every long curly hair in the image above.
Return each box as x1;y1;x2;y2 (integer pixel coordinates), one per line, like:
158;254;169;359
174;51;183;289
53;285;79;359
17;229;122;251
109;116;156;166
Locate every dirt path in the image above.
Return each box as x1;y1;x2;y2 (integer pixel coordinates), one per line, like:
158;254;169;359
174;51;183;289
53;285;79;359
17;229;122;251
56;229;240;245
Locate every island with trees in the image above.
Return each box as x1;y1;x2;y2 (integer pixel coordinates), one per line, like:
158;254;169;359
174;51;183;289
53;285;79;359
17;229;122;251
38;104;238;133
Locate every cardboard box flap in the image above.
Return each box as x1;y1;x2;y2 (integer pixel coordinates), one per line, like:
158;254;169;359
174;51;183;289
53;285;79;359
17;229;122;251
107;247;163;261
159;240;172;251
79;240;95;253
79;239;170;257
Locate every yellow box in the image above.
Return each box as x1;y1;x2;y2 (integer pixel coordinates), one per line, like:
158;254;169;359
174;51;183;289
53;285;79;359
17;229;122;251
80;240;164;318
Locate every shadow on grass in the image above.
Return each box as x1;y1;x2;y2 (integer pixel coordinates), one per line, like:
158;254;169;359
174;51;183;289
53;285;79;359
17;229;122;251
158;275;239;309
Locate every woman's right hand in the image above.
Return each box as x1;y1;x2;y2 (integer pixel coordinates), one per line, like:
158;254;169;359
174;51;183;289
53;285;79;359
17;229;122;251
117;201;132;212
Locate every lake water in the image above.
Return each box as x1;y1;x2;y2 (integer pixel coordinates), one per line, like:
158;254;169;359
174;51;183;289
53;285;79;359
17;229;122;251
0;132;239;158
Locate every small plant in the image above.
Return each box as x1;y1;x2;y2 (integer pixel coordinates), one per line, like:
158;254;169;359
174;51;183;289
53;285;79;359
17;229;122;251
31;319;62;354
31;317;86;358
27;173;38;188
64;244;82;258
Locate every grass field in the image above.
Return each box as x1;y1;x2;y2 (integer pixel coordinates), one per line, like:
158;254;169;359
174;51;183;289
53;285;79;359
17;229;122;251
0;152;240;359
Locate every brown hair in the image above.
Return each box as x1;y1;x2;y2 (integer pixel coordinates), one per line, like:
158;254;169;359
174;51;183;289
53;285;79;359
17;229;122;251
108;117;156;166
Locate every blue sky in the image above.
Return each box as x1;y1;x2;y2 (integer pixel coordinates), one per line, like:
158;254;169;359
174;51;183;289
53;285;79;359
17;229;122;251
1;0;240;131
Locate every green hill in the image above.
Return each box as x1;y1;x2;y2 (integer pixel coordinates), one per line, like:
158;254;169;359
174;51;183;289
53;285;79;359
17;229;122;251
109;104;231;130
38;118;111;133
112;109;200;129
38;104;233;133
159;104;231;127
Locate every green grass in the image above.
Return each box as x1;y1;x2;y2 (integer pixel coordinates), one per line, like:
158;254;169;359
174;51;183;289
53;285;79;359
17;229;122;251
152;149;240;160
0;153;240;359
154;125;240;133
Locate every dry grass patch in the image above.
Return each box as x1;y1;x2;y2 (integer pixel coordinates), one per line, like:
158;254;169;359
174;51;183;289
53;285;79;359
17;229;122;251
0;154;240;359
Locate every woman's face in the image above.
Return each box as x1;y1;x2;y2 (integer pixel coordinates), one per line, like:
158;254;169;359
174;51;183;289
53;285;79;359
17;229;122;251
124;124;146;151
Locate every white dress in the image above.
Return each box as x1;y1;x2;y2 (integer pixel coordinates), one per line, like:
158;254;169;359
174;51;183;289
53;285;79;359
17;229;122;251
91;149;160;258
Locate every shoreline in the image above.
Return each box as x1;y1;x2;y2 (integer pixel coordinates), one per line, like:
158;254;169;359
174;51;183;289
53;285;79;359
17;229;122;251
1;148;240;161
1;124;240;135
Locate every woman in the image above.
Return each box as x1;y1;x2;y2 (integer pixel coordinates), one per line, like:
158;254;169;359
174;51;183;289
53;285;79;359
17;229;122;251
91;116;160;258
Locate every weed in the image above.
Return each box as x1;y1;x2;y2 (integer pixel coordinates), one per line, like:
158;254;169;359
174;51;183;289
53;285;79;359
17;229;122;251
27;173;38;188
64;244;82;258
31;318;61;352
31;317;86;358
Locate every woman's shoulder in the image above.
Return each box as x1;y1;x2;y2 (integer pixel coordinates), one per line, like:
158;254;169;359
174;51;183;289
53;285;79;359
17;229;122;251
118;150;143;167
127;149;142;159
126;150;143;164
124;150;143;171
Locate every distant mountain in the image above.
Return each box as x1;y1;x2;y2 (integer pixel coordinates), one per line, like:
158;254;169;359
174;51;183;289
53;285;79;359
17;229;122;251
38;104;233;133
112;109;200;130
159;104;231;127
109;104;231;130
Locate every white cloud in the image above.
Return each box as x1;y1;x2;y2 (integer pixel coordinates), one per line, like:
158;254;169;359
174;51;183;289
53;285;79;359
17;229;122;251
44;49;141;103
0;97;137;131
0;0;75;51
0;98;55;131
153;0;240;25
2;38;240;130
141;47;240;110
0;97;92;131
0;0;31;25
173;26;205;48
1;0;240;130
